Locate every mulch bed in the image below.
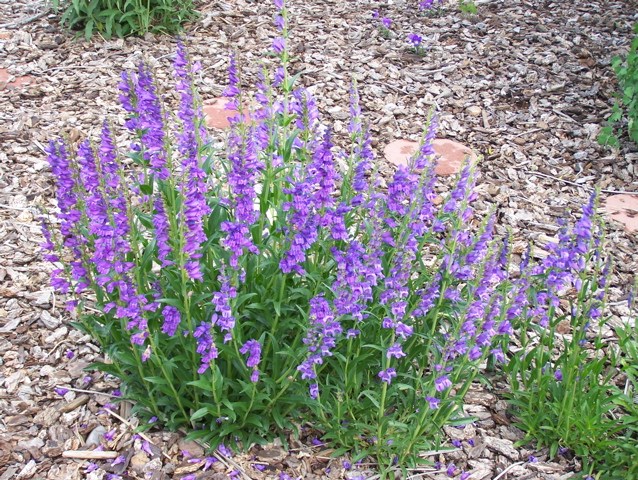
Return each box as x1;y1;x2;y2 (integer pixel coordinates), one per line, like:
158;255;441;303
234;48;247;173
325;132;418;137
1;0;637;478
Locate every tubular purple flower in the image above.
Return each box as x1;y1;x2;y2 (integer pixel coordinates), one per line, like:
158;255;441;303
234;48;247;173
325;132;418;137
161;305;181;337
272;37;286;54
425;396;440;409
434;375;452;392
240;339;262;368
386;343;406;359
153;196;172;267
378;368;397;384
408;33;423;47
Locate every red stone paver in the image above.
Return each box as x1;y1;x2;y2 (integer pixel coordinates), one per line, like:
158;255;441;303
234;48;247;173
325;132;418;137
602;194;638;233
203;97;250;129
0;67;36;91
383;138;477;176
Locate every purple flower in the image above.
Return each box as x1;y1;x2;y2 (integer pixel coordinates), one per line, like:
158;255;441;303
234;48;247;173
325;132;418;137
378;368;397;384
381;17;392;29
408;33;423;47
274;0;283;8
161;305;181;337
203;456;218;470
446;463;456;477
386;343;406;359
554;369;563;381
54;387;69;396
273;36;286;54
451;439;462;448
460;472;471;480
111;455;126;466
343;460;352;470
218;443;232;458
240;339;262;381
435;375;452;392
309;383;319;399
528;455;538;463
425;396;440;409
65;350;74;359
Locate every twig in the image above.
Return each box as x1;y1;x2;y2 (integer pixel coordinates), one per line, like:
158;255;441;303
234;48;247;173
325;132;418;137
512;128;543;138
493;461;524;480
0;10;49;29
62;450;119;460
103;408;171;461
524;170;638;195
64;386;121;398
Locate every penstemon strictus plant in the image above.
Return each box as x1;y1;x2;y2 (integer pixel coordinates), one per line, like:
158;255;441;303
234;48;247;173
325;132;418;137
40;0;629;478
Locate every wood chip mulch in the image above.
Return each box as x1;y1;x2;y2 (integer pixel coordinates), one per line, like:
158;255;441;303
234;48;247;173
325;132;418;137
1;0;637;478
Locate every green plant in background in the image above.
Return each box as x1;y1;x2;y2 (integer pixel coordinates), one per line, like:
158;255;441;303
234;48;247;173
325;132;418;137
502;207;638;479
599;23;638;148
50;0;199;40
458;0;478;15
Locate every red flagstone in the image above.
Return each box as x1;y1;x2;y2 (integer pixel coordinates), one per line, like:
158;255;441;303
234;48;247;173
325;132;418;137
383;138;477;176
0;68;36;90
202;97;251;129
602;194;638;233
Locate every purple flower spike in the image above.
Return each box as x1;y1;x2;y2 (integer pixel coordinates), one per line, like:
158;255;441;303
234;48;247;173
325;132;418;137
175;42;211;281
161;305;181;337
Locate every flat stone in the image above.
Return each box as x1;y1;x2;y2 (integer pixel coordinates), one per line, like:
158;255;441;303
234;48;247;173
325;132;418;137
383;138;477;176
202;97;250;129
0;68;36;90
383;139;419;167
432;138;477;176
602;194;638;233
